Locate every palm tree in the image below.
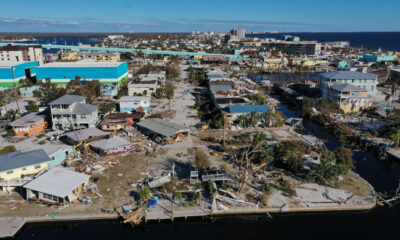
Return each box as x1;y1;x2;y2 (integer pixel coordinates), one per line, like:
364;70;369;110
389;128;400;148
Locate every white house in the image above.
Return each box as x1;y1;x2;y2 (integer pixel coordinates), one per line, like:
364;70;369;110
119;96;151;113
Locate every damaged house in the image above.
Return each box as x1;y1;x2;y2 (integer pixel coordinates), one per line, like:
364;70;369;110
136;118;189;143
89;136;132;155
24;167;90;205
99;112;145;131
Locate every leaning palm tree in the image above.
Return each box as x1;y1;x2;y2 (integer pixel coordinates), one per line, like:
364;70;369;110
389;128;400;148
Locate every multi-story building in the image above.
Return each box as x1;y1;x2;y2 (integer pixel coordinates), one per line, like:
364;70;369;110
226;29;246;42
320;72;378;97
0;149;50;192
321;82;372;113
261;41;322;56
322;41;350;51
0;44;43;64
119;96;151;113
50;95;99;130
61;51;121;62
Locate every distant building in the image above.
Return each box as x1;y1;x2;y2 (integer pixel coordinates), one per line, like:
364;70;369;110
119;96;151;113
50;95;99;130
24;167;90;205
322;41;350;51
226;28;246;42
128;82;157;96
0;44;43;64
231;29;246;39
362;54;395;63
320;72;378;97
61;51;121;62
261;41;322;56
0;61;39;87
36;62;129;85
283;35;300;42
321;82;372;113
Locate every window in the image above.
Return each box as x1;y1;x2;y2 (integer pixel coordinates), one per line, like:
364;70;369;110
43;193;59;202
34;165;41;169
6;170;14;174
51;156;55;161
22;168;27;171
81;115;86;119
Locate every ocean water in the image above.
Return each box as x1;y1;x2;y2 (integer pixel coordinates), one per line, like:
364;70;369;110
247;32;400;51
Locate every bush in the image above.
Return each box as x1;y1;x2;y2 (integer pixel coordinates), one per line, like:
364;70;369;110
0;145;16;154
194;149;210;170
6;129;16;137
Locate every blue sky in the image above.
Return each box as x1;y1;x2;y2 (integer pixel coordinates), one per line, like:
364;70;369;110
0;0;399;32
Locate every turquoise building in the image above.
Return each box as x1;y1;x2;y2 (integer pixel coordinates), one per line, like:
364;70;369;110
0;61;39;87
19;85;42;97
362;55;395;63
36;62;129;85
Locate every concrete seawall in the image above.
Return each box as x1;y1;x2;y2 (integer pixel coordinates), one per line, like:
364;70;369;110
0;200;376;239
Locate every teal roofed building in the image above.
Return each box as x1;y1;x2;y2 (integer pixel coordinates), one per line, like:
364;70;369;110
36;62;129;85
0;61;39;87
362;54;395;63
223;104;269;121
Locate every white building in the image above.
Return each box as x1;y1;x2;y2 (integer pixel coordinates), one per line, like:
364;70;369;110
0;45;43;64
119;96;151;113
128;83;157;96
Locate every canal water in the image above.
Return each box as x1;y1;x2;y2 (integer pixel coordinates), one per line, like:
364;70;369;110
15;77;400;240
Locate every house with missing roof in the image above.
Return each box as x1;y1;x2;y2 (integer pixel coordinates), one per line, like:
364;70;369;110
222;105;269;122
24;167;90;205
89;136;132;155
320;71;378;97
9;113;46;136
50;94;99;130
99;112;145;131
136;118;189;143
321;82;372;113
0;149;50;192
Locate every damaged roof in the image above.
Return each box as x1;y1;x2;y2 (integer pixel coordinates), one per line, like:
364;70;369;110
0;149;50;172
136;118;188;138
90;136;131;151
9;113;45;127
50;95;86;105
65;127;109;142
23;167;90;198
